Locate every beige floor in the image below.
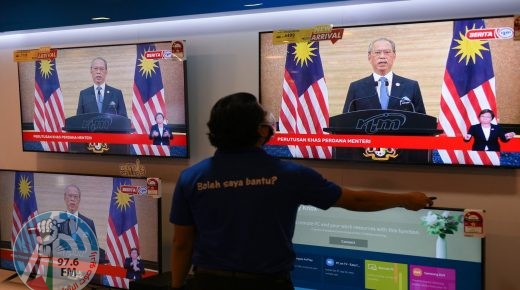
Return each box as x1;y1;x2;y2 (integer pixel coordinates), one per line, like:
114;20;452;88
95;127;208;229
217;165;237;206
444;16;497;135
0;269;109;290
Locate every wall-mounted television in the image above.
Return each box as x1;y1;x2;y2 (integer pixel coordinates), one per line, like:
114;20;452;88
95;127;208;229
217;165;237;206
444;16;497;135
292;206;484;290
0;170;162;289
260;15;520;168
18;40;189;158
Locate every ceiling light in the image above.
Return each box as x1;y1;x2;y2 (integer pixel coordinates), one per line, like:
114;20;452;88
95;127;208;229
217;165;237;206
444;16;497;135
244;3;263;7
91;17;111;21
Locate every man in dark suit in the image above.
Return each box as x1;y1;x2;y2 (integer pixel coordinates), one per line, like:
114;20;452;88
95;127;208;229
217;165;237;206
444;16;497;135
63;184;108;265
64;184;96;234
76;57;127;117
339;38;427;163
342;38;425;114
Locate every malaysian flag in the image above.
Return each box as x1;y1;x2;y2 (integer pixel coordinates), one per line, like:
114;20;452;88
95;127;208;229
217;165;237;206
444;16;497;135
437;19;499;166
33;58;68;152
11;172;38;247
11;172;44;285
131;43;169;156
279;41;332;159
105;177;140;289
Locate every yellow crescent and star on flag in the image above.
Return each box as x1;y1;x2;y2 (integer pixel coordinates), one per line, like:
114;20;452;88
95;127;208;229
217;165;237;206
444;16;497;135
139;49;160;78
17;175;33;199
114;184;134;211
454;24;490;65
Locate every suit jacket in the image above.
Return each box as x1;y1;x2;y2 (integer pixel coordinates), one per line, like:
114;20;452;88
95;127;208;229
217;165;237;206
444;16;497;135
124;257;145;280
465;123;509;151
76;85;127;117
78;212;96;237
149;124;173;145
342;74;425;114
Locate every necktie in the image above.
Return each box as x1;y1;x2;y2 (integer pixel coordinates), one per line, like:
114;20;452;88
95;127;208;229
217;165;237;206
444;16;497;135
379;77;389;110
96;86;103;113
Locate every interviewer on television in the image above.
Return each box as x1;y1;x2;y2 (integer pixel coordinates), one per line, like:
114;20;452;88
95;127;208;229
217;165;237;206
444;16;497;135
76;57;128;117
342;37;425;113
169;92;434;290
463;108;515;151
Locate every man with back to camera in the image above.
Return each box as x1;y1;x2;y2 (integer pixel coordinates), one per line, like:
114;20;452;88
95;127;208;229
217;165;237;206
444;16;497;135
76;57;127;117
342;37;425;114
169;92;434;290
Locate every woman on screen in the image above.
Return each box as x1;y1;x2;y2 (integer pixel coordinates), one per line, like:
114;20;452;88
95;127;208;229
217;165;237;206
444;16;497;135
149;112;173;146
463;109;515;151
124;247;145;281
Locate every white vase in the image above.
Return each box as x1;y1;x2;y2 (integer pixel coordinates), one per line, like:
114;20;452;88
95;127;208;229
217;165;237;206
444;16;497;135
436;236;447;258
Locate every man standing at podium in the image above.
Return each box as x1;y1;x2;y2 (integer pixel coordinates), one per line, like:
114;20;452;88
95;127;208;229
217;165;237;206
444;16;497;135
342;38;425;114
76;57;127;117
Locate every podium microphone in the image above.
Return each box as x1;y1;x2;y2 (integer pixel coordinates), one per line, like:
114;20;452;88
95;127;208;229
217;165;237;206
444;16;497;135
346;93;378;113
109;101;117;115
400;96;415;112
385;95;416;112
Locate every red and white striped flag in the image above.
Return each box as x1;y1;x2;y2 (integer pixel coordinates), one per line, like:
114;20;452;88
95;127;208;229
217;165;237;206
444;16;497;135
105;177;140;289
437;19;499;166
279;41;332;159
33;59;68;152
131;43;169;156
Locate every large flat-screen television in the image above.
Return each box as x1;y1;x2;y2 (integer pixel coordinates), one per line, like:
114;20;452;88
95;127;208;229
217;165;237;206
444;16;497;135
260;15;520;168
0;170;162;289
292;206;484;290
18;40;188;158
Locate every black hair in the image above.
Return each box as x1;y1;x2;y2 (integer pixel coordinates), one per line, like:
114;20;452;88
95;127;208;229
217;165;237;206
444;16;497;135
130;247;139;255
155;112;164;120
207;92;265;150
479;108;495;119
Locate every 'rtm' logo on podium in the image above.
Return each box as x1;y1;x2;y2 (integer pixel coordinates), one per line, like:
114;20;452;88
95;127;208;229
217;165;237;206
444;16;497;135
356;113;407;134
82;116;113;132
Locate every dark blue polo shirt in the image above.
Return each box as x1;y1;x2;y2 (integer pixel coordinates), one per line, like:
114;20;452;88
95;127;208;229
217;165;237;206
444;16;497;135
170;147;341;273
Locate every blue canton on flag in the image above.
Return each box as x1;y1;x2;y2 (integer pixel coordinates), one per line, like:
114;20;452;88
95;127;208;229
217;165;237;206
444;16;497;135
12;172;38;246
446;20;494;99
131;43;169;156
279;41;331;159
105;177;140;289
33;59;68;152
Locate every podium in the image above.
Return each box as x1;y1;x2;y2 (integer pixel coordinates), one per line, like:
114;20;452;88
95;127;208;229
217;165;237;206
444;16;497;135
63;113;133;154
324;109;443;163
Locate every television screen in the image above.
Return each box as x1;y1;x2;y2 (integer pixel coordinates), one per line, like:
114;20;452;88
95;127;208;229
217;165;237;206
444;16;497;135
18;40;188;158
260;15;520;168
0;170;162;289
292;207;484;290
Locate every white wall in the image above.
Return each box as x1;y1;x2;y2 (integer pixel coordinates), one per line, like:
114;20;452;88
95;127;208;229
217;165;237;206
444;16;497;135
0;0;519;289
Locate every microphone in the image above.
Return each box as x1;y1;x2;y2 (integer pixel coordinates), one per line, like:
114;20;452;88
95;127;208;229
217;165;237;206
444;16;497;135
399;96;415;112
109;101;117;115
346;93;378;113
28;218;78;236
386;95;415;112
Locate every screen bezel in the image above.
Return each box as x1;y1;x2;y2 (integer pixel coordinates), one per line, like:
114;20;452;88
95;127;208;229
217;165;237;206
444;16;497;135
258;14;519;169
17;40;190;159
0;169;163;289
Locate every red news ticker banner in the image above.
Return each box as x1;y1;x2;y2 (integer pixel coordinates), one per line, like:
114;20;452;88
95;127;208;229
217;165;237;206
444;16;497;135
23;132;187;146
0;248;156;279
267;133;520;152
